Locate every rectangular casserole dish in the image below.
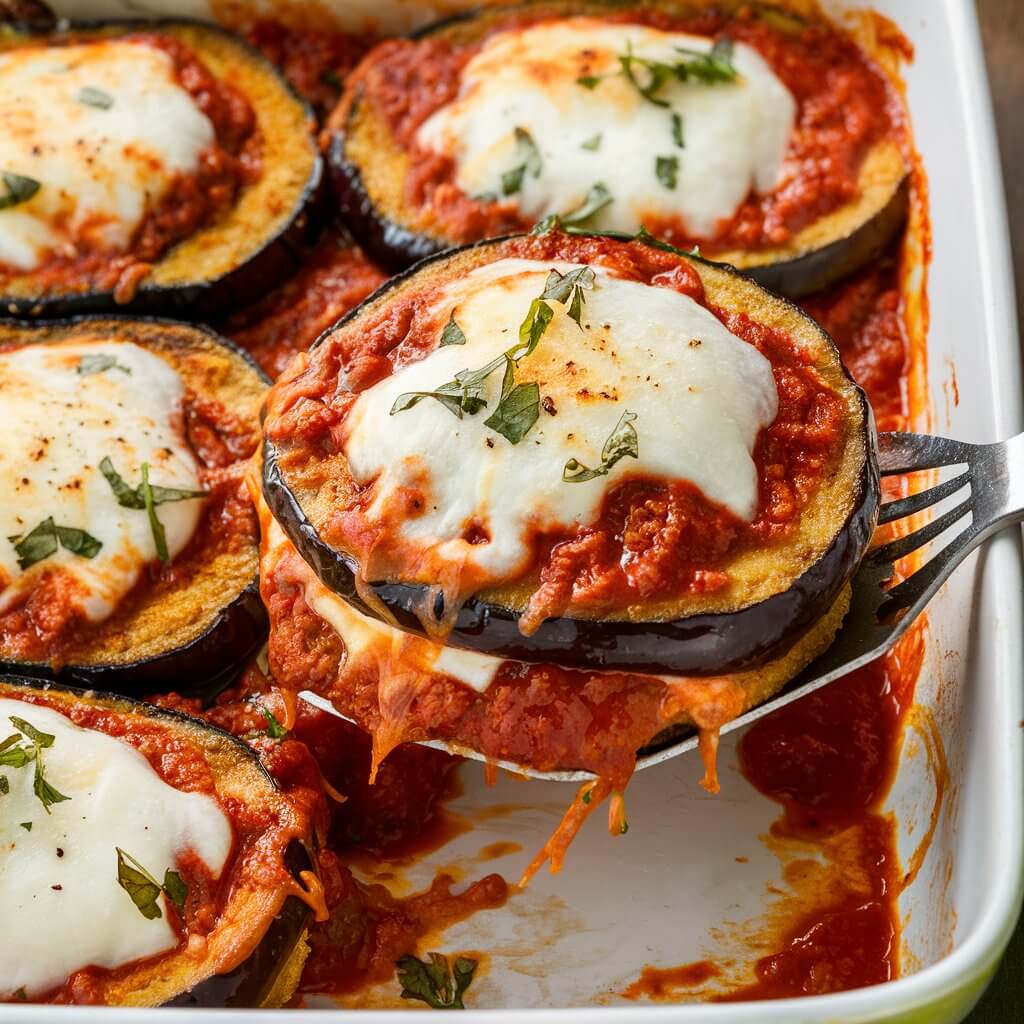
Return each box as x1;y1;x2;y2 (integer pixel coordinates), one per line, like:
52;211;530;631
10;0;1022;1020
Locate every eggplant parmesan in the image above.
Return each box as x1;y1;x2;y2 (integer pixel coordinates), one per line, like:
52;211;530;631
0;317;267;691
0;20;322;317
259;228;878;871
329;1;908;293
0;676;321;1006
262;231;878;676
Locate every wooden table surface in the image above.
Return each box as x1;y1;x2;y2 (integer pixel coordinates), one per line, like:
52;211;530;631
963;2;1023;1020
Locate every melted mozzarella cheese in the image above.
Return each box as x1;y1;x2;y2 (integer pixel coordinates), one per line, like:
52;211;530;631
343;258;779;580
0;40;214;270
304;557;502;694
0;698;232;998
417;18;796;236
0;339;203;621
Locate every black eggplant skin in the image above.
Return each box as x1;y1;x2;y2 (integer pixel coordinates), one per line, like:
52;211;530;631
329;131;445;274
261;234;881;676
0;582;268;697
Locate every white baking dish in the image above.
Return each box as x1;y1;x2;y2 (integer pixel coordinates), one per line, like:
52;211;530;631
12;0;1023;1020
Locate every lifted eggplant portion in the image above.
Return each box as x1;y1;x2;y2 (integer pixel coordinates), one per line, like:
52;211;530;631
0;675;316;1008
0;20;323;319
0;317;268;693
262;232;880;677
329;1;908;293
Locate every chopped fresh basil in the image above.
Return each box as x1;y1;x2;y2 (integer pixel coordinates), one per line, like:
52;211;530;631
99;457;206;511
396;952;478;1010
77;85;113;109
4;716;70;814
8;517;102;570
77;353;131;377
540;266;595;328
582;37;737;108
501;126;542;196
9;716;54;750
514;297;554;360
673;38;738;84
0;776;8;795
671;111;685;148
99;457;206;565
581;133;602;151
558;182;613;228
393;264;597;446
260;705;288;740
116;848;164;920
19;821;31;831
0;172;40;211
162;869;188;911
439;312;467;347
484;381;540;445
656;155;679;190
116;848;188;920
618;43;673;107
563;410;639;483
140;463;168;563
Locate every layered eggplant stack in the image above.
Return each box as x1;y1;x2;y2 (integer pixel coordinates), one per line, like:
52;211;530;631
259;228;880;876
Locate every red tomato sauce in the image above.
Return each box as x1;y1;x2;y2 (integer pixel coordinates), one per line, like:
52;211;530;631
227;231;387;380
156;666;507;1000
243;20;375;118
0;33;261;301
618;241;917;1002
266;231;848;618
0;386;259;666
351;6;901;251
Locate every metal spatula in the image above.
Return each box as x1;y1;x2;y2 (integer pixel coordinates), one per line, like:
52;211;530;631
302;429;1024;782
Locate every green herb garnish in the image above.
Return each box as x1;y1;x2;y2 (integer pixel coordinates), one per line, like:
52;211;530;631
656;155;679;190
501;126;543;196
0;172;40;211
78;86;113;109
484;380;540;445
116;848;188;920
439;312;467;347
576;37;737;106
581;133;602;151
99;457;206;564
260;705;288;740
535;182;613;235
671;111;685;148
563;410;639;483
19;821;31;831
392;265;594;445
8;518;102;570
396;952;478;1010
4;716;71;814
77;353;131;376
